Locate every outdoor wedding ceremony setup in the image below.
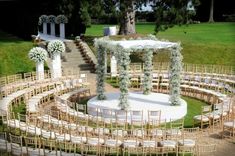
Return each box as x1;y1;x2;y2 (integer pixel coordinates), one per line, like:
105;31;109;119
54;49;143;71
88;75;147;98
0;34;234;156
88;36;187;122
0;8;235;155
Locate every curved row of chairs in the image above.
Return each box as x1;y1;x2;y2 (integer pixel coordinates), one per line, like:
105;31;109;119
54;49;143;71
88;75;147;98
0;70;234;155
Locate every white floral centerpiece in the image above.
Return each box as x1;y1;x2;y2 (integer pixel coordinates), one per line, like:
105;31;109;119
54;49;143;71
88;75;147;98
47;40;65;55
47;40;65;78
38;15;48;25
28;47;48;80
48;15;56;23
55;15;68;24
56;15;68;38
38;15;49;35
28;47;47;62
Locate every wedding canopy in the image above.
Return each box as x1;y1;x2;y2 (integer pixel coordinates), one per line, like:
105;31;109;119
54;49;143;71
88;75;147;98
95;36;182;110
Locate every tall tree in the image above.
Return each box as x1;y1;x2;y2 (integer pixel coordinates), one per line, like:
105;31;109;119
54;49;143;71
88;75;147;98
57;0;91;36
104;0;200;35
154;0;200;33
208;0;214;22
117;0;150;35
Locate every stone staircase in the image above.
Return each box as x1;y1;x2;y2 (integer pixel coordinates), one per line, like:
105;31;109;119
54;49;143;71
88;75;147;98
62;41;95;73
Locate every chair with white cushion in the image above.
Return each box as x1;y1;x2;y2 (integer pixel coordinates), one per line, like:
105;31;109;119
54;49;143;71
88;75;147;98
193;105;212;129
222;105;235;138
178;127;200;156
9;134;23;156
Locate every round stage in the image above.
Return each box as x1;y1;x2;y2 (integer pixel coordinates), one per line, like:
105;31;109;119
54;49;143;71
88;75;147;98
87;92;187;122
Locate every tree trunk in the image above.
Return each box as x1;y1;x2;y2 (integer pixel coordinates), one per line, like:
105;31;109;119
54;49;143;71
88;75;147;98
208;0;214;22
119;1;136;35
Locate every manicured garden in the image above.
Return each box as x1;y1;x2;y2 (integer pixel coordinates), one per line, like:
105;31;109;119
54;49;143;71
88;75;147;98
86;22;235;67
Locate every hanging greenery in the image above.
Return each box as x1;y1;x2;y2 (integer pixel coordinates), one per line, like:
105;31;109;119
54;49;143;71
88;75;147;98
28;47;48;63
95;45;106;100
47;40;65;57
56;15;68;24
169;45;183;105
143;49;153;95
48;15;56;23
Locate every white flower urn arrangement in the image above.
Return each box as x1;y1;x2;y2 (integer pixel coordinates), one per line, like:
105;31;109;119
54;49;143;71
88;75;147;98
47;40;65;78
38;15;49;35
56;15;68;39
48;15;56;36
28;47;48;80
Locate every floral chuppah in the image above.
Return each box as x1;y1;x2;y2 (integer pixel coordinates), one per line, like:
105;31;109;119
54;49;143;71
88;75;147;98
95;36;182;110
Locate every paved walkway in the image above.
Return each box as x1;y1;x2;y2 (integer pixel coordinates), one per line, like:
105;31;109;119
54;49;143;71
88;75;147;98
37;32;72;42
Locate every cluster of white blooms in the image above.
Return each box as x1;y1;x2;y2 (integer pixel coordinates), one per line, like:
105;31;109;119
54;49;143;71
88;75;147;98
169;45;183;105
96;45;106;100
56;15;68;24
95;36;183;109
47;40;65;56
117;46;130;110
143;49;153;95
28;47;48;63
38;15;48;25
48;15;56;23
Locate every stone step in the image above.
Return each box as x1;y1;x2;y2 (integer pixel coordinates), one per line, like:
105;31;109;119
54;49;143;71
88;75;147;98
62;41;95;73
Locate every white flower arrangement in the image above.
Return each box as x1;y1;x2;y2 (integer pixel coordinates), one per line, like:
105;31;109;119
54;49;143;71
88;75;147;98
48;15;56;23
96;45;106;100
56;15;68;24
117;46;131;110
47;40;65;56
95;36;183;108
143;49;153;95
169;45;183;105
28;47;48;63
38;15;48;25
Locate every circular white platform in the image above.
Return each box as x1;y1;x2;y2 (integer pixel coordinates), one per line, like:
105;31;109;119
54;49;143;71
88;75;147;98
88;92;187;122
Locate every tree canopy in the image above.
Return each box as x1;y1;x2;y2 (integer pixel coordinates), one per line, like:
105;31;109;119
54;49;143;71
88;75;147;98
0;0;233;39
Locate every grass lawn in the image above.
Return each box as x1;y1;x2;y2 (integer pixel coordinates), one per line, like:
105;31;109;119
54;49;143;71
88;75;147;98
0;30;35;76
85;22;235;67
182;96;207;128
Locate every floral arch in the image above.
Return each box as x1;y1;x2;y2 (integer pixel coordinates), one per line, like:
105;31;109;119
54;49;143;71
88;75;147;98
95;36;182;110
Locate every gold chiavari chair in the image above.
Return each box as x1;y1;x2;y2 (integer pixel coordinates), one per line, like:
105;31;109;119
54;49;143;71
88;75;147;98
0;132;7;152
193;105;212;129
41;138;58;156
24;136;42;155
222;105;235;138
9;134;23;156
178;127;200;156
197;143;216;156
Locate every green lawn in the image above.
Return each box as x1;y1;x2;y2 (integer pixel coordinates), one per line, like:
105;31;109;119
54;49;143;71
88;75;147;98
85;22;235;67
0;30;35;76
182;96;207;128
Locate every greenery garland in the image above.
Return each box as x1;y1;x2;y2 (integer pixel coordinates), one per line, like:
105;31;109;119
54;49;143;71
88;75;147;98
38;15;48;25
48;15;56;23
96;45;106;100
56;15;68;24
94;36;182;109
117;46;131;110
47;40;65;57
143;49;153;95
169;45;183;105
28;47;48;63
